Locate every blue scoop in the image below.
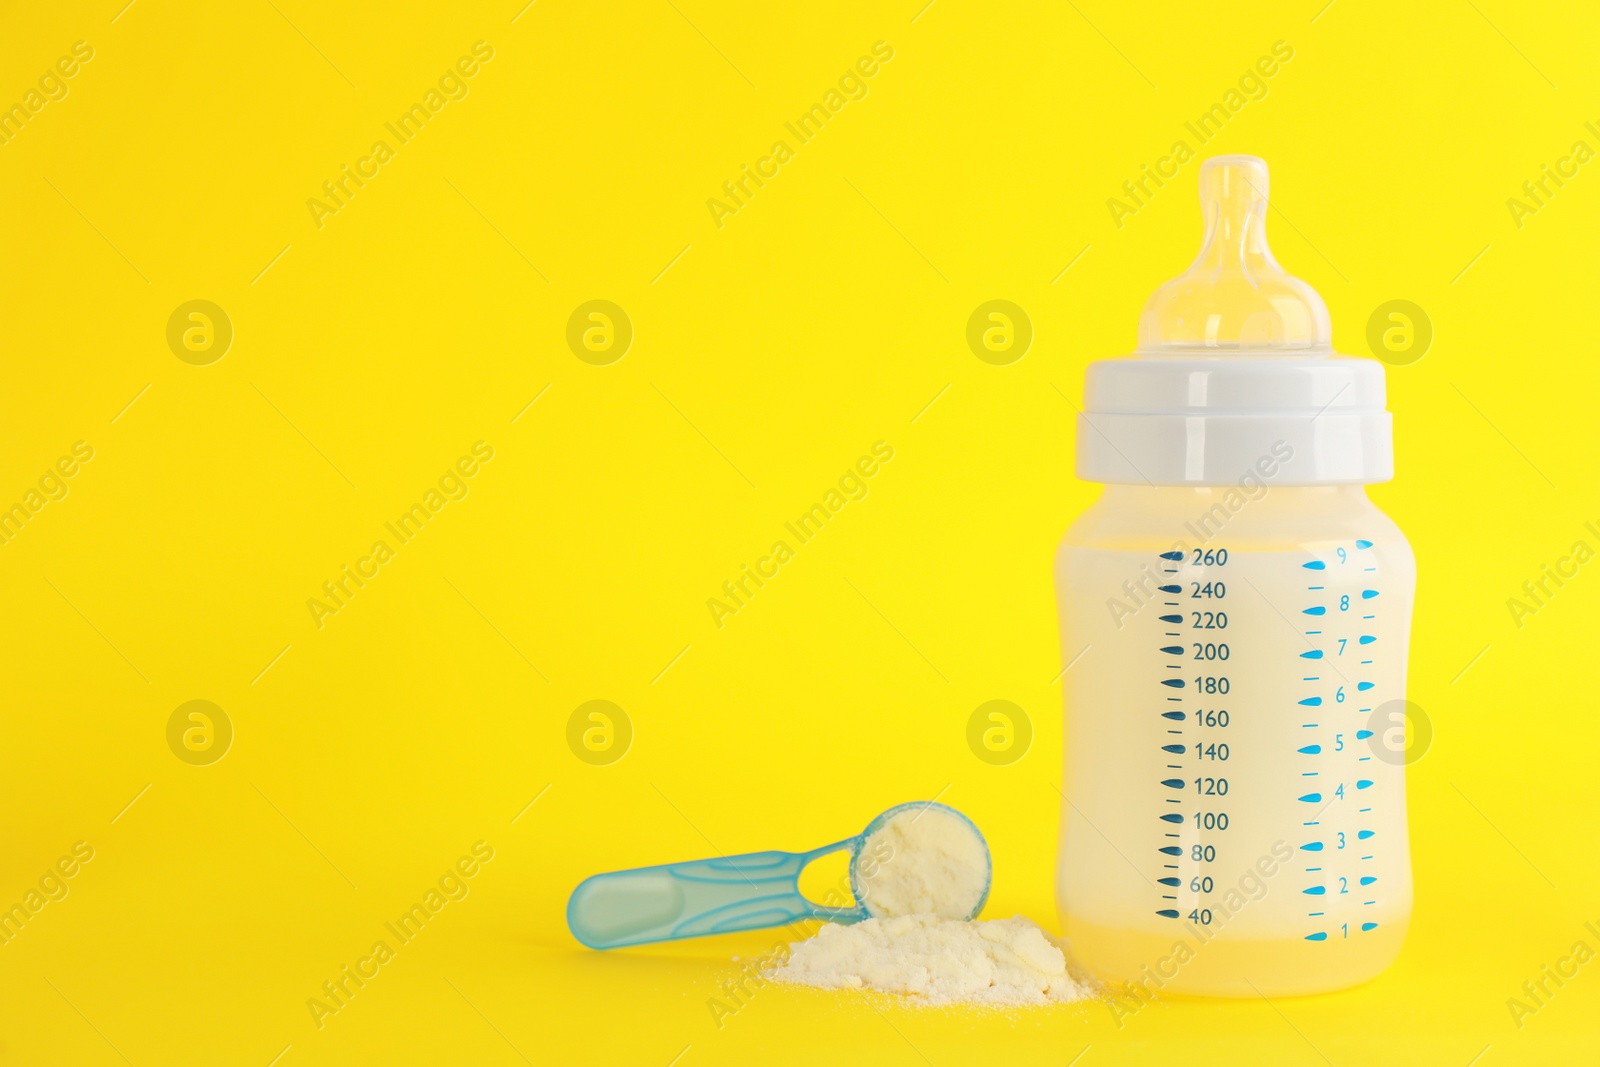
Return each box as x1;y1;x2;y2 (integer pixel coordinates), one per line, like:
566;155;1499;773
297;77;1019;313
567;801;991;950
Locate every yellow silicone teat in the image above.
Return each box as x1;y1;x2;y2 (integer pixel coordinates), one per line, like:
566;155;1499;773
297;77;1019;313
1136;155;1330;355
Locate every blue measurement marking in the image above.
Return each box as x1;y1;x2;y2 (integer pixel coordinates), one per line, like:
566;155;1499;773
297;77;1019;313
1302;723;1318;728
1298;697;1322;706
1159;550;1185;561
1356;540;1373;549
1160;614;1182;623
1302;772;1318;777
1162;744;1185;753
1358;830;1375;840
1158;584;1181;594
1360;659;1373;665
1359;635;1376;645
1156;909;1180;918
1303;560;1326;570
1362;614;1375;620
1161;779;1184;789
1301;650;1323;659
1298;793;1322;803
1298;744;1321;754
1157;877;1180;887
1303;886;1326;895
1159;645;1184;655
1357;681;1375;691
1306;932;1328;941
1162;711;1185;720
1159;845;1182;854
1362;590;1379;599
1161;679;1184;688
1160;813;1183;823
1300;842;1323;851
1361;922;1379;931
1308;585;1325;591
1303;606;1326;615
1360;876;1377;886
1356;779;1373;789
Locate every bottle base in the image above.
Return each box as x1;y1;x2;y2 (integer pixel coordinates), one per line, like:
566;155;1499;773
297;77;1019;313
1064;915;1409;998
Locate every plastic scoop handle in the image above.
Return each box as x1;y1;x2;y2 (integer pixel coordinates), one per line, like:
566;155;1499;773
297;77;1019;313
566;841;864;950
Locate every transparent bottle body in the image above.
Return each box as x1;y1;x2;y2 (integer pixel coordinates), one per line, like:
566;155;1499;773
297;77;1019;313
1055;485;1414;997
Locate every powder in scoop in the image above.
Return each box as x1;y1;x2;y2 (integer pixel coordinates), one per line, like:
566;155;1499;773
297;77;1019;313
769;914;1091;1007
856;806;987;920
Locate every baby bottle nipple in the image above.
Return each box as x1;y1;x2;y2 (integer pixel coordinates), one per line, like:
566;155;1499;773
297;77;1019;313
1137;155;1331;355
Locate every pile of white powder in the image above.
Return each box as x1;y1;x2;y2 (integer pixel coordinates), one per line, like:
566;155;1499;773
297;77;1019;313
770;914;1090;1007
766;807;1092;1007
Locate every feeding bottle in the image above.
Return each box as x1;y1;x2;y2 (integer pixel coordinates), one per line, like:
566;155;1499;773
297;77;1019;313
1055;155;1414;997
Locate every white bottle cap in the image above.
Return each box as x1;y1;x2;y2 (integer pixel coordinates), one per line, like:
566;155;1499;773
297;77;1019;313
1077;156;1392;486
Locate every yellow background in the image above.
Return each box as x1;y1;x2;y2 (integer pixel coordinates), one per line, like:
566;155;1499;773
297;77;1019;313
2;0;1597;1063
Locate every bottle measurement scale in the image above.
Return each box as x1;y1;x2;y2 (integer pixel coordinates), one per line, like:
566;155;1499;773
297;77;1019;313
1149;546;1233;932
1295;541;1386;944
1055;155;1415;996
1138;541;1398;946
